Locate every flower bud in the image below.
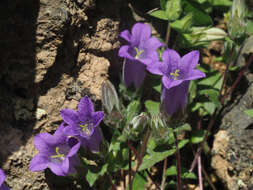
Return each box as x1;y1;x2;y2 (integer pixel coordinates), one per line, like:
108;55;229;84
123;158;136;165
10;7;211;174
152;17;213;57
101;80;120;114
228;0;246;39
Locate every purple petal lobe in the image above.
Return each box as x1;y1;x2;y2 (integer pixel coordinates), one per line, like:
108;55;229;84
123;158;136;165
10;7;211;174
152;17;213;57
181;50;199;69
78;96;94;119
144;37;164;51
120;30;131;42
0;169;6;186
185;69;206;80
29;154;49;172
162;76;183;89
118;45;135;60
60;109;79;127
34;134;51;153
92;111;104;128
0;184;10;190
48;162;66;176
67;138;81;157
131;23;151;47
147;61;164;75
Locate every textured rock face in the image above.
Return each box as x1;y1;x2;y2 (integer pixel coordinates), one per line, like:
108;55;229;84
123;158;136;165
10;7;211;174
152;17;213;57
211;74;253;190
0;0;122;189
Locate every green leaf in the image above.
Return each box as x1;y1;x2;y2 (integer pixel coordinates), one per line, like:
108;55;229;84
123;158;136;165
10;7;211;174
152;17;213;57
132;173;146;190
153;83;161;93
184;1;212;26
126;101;141;124
165;0;182;21
207;0;232;6
170;13;193;33
244;109;253;117
198;71;222;90
145;100;160;115
160;0;167;10
86;164;108;187
166;166;197;179
203;102;216;114
191;130;205;144
247;20;253;36
173;123;192;133
149;10;168;20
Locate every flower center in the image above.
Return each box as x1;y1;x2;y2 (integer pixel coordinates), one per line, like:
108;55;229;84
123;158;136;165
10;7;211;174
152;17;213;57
134;47;144;59
170;69;180;80
79;123;92;136
51;147;65;159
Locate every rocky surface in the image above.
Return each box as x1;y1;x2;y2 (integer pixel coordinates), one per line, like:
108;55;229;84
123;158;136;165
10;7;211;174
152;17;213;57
0;0;130;189
211;73;253;190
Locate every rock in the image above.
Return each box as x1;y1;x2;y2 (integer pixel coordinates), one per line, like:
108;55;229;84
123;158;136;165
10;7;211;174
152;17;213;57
0;0;124;189
211;75;253;190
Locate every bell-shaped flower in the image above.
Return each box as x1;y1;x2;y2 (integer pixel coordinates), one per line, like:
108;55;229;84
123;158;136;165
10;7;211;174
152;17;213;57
118;22;164;88
0;169;10;190
60;96;104;152
29;124;81;176
147;49;206;115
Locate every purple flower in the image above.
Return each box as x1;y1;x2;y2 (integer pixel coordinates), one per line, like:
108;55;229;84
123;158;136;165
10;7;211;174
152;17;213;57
0;169;10;190
60;96;104;152
118;23;164;88
29;124;81;176
148;49;206;115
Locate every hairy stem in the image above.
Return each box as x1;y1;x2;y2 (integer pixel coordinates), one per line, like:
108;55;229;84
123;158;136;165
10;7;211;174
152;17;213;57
173;132;182;190
165;22;171;46
161;158;168;190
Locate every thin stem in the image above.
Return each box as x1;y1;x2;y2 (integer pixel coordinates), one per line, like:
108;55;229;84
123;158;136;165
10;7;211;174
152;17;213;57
128;141;132;190
221;54;253;104
201;167;217;190
190;110;216;172
198;156;203;190
173;132;182;190
161;158;168;190
107;174;117;190
219;46;235;99
165;22;171;46
146;170;162;190
130;130;151;188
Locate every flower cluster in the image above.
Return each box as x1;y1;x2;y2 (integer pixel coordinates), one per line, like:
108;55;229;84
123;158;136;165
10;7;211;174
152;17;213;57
119;23;206;115
30;96;104;176
0;169;10;190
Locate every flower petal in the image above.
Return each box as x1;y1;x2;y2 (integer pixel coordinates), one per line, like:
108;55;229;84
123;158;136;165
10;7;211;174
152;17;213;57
162;49;180;69
118;45;135;60
0;169;6;186
161;81;190;115
162;76;183;89
66;139;81;157
92;111;104;128
84;127;103;152
120;30;131;42
34;133;52;153
63;126;79;136
61;158;70;175
68;155;80;175
131;23;151;47
144;37;164;51
48;162;66;176
60;109;79;127
0;184;10;190
185;69;206;81
181;50;199;69
123;60;146;88
78;96;94;119
146;61;164;75
29;154;49;172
